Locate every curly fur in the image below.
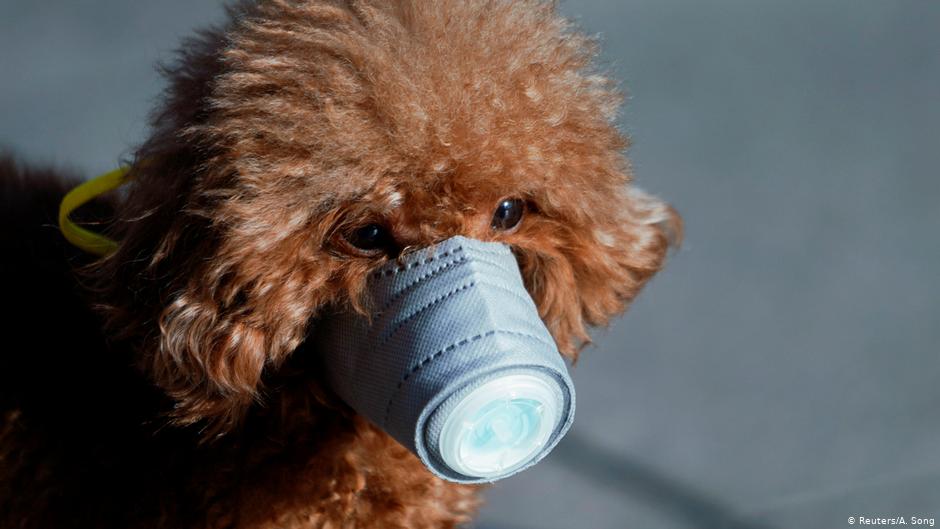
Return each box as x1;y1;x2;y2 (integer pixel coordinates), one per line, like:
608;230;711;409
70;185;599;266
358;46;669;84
0;1;679;527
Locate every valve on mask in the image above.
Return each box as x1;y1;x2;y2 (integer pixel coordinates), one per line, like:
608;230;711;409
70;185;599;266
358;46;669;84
319;236;575;483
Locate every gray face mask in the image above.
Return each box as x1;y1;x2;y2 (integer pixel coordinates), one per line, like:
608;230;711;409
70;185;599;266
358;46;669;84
319;235;575;483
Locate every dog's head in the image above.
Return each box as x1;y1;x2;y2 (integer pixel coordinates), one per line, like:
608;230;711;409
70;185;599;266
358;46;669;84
91;0;679;434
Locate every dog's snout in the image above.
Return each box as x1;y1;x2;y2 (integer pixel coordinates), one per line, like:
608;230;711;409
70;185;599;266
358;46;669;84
319;235;575;483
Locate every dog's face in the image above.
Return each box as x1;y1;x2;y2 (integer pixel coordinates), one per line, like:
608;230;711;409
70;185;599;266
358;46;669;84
94;0;678;434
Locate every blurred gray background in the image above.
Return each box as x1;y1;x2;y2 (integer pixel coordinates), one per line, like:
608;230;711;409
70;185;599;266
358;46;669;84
2;1;938;528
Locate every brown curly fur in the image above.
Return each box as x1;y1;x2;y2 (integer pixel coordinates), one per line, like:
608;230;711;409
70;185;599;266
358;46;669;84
0;1;679;527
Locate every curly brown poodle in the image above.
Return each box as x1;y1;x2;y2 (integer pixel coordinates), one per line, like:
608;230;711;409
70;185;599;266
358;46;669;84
0;1;679;527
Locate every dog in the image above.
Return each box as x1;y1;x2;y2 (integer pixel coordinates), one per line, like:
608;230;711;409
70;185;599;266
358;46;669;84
0;1;679;527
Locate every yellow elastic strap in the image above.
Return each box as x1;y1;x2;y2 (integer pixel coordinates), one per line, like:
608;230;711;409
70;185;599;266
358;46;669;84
58;166;130;256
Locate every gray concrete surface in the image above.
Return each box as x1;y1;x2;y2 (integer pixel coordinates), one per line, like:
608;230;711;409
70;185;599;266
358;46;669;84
2;1;938;528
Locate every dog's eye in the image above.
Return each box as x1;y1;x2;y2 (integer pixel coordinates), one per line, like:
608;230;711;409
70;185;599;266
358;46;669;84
491;198;525;231
346;223;394;253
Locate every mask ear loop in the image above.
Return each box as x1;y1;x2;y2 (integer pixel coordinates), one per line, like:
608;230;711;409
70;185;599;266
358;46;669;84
58;166;130;256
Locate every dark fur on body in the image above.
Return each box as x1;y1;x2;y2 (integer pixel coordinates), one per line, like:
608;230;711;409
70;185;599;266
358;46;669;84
0;1;678;527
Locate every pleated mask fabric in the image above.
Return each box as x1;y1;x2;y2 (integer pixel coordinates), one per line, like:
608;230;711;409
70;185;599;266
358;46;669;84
319;235;576;483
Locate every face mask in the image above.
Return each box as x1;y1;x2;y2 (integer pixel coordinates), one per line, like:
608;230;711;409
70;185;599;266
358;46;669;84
319;235;576;483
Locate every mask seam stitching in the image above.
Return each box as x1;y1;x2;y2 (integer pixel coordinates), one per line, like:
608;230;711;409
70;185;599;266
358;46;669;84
370;242;511;279
378;280;477;345
373;246;464;279
380;253;469;312
381;329;556;428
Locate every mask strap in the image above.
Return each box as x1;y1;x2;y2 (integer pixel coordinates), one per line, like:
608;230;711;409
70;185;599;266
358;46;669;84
58;166;129;256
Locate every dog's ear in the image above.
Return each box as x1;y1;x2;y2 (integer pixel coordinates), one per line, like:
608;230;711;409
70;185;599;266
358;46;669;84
516;186;681;359
86;150;350;436
144;160;352;435
151;220;327;434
